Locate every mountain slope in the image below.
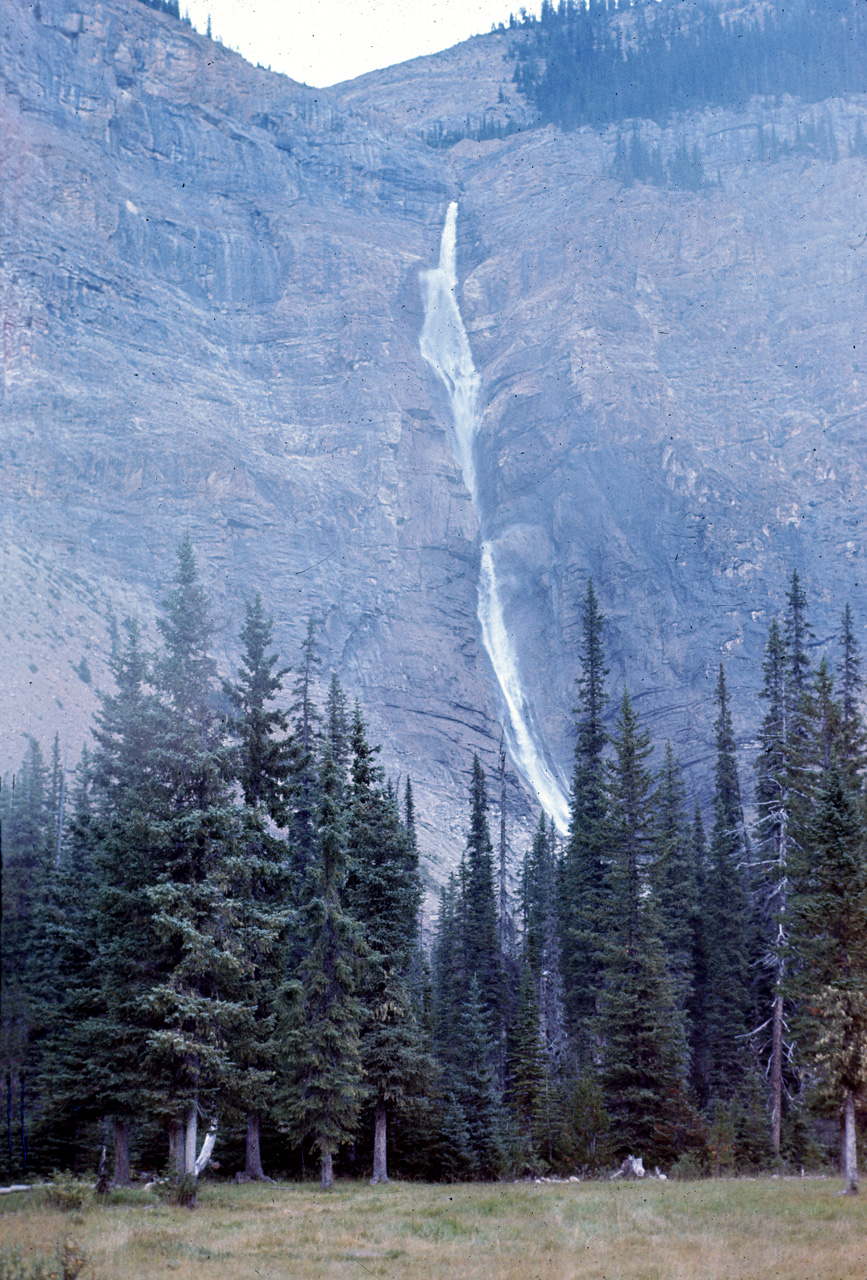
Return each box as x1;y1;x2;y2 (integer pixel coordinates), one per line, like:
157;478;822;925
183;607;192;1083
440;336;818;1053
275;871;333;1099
3;0;867;880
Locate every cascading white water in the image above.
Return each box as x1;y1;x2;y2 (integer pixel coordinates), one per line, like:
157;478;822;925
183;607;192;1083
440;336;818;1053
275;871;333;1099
420;202;571;833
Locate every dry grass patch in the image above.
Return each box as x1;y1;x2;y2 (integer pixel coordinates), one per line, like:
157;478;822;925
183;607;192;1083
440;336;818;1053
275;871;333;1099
0;1177;864;1279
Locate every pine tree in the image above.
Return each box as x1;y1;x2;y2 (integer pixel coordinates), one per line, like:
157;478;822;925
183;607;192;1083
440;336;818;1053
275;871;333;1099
705;665;751;1104
560;579;609;1064
277;744;364;1188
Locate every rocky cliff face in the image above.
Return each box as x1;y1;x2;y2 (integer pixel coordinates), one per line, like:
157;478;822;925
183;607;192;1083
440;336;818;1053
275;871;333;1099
3;0;867;881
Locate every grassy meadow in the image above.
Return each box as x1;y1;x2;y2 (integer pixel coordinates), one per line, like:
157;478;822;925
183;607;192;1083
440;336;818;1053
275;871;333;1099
1;1176;865;1280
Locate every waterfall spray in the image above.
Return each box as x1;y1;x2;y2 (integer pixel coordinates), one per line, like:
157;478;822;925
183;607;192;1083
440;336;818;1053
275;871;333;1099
420;202;571;833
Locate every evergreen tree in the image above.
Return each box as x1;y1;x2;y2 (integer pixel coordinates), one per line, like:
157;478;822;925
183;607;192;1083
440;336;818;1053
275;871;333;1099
224;593;291;823
789;755;867;1192
599;691;692;1163
34;755;108;1177
1;737;55;1177
507;962;550;1169
521;815;567;1072
432;873;463;1071
345;707;428;1183
324;672;351;775
145;535;252;1196
560;579;609;1064
84;615;171;1179
705;665;751;1104
837;604;866;786
223;595;294;1180
277;744;364;1188
459;756;504;1033
753;575;815;1155
287;617;322;887
651;743;697;1017
687;803;710;1106
451;976;509;1178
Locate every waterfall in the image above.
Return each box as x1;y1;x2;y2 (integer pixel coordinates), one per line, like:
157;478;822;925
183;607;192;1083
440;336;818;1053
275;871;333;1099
420;202;571;834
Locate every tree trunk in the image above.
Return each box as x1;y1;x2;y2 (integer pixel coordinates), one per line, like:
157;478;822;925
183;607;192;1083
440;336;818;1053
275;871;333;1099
113;1119;131;1186
195;1123;217;1175
371;1099;388;1184
770;992;783;1157
320;1147;333;1190
843;1091;859;1195
168;1122;185;1177
184;1106;198;1177
95;1145;110;1196
245;1113;266;1181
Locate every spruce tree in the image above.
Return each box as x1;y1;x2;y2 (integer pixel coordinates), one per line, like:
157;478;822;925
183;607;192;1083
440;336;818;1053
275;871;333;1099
277;744;364;1188
687;803;710;1106
324;673;350;775
459;755;504;1033
651;743;697;1019
345;707;428;1183
432;873;463;1071
789;755;867;1192
599;691;691;1163
705;664;751;1104
521;815;566;1072
85;615;171;1179
507;962;549;1168
287;617;322;888
225;593;291;822
753;575;815;1156
560;579;609;1063
145;535;252;1195
35;755;108;1176
451;976;509;1178
0;738;55;1177
223;595;294;1180
837;604;866;786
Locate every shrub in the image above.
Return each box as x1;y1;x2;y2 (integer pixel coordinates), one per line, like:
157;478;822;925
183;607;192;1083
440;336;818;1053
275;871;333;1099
44;1175;87;1213
157;1174;198;1208
669;1150;706;1180
0;1237;89;1280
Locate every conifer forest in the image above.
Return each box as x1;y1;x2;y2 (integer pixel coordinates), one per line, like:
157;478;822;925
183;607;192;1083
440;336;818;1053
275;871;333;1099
3;537;866;1194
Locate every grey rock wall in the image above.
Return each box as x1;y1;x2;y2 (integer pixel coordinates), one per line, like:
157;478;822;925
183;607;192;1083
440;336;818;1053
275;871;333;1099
3;0;867;884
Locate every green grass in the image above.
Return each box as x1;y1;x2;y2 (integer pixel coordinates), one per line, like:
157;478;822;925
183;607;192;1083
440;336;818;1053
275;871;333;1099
1;1177;865;1279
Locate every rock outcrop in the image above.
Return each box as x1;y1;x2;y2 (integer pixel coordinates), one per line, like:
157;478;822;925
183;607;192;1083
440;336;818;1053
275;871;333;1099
3;0;867;880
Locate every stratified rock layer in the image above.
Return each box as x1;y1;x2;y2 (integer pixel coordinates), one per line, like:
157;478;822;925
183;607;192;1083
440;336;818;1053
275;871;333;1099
3;0;867;879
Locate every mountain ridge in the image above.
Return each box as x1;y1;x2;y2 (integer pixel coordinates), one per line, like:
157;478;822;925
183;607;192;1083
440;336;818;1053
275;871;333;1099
3;0;867;882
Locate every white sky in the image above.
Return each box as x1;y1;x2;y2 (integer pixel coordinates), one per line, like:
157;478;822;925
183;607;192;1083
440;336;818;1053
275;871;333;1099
181;0;536;87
